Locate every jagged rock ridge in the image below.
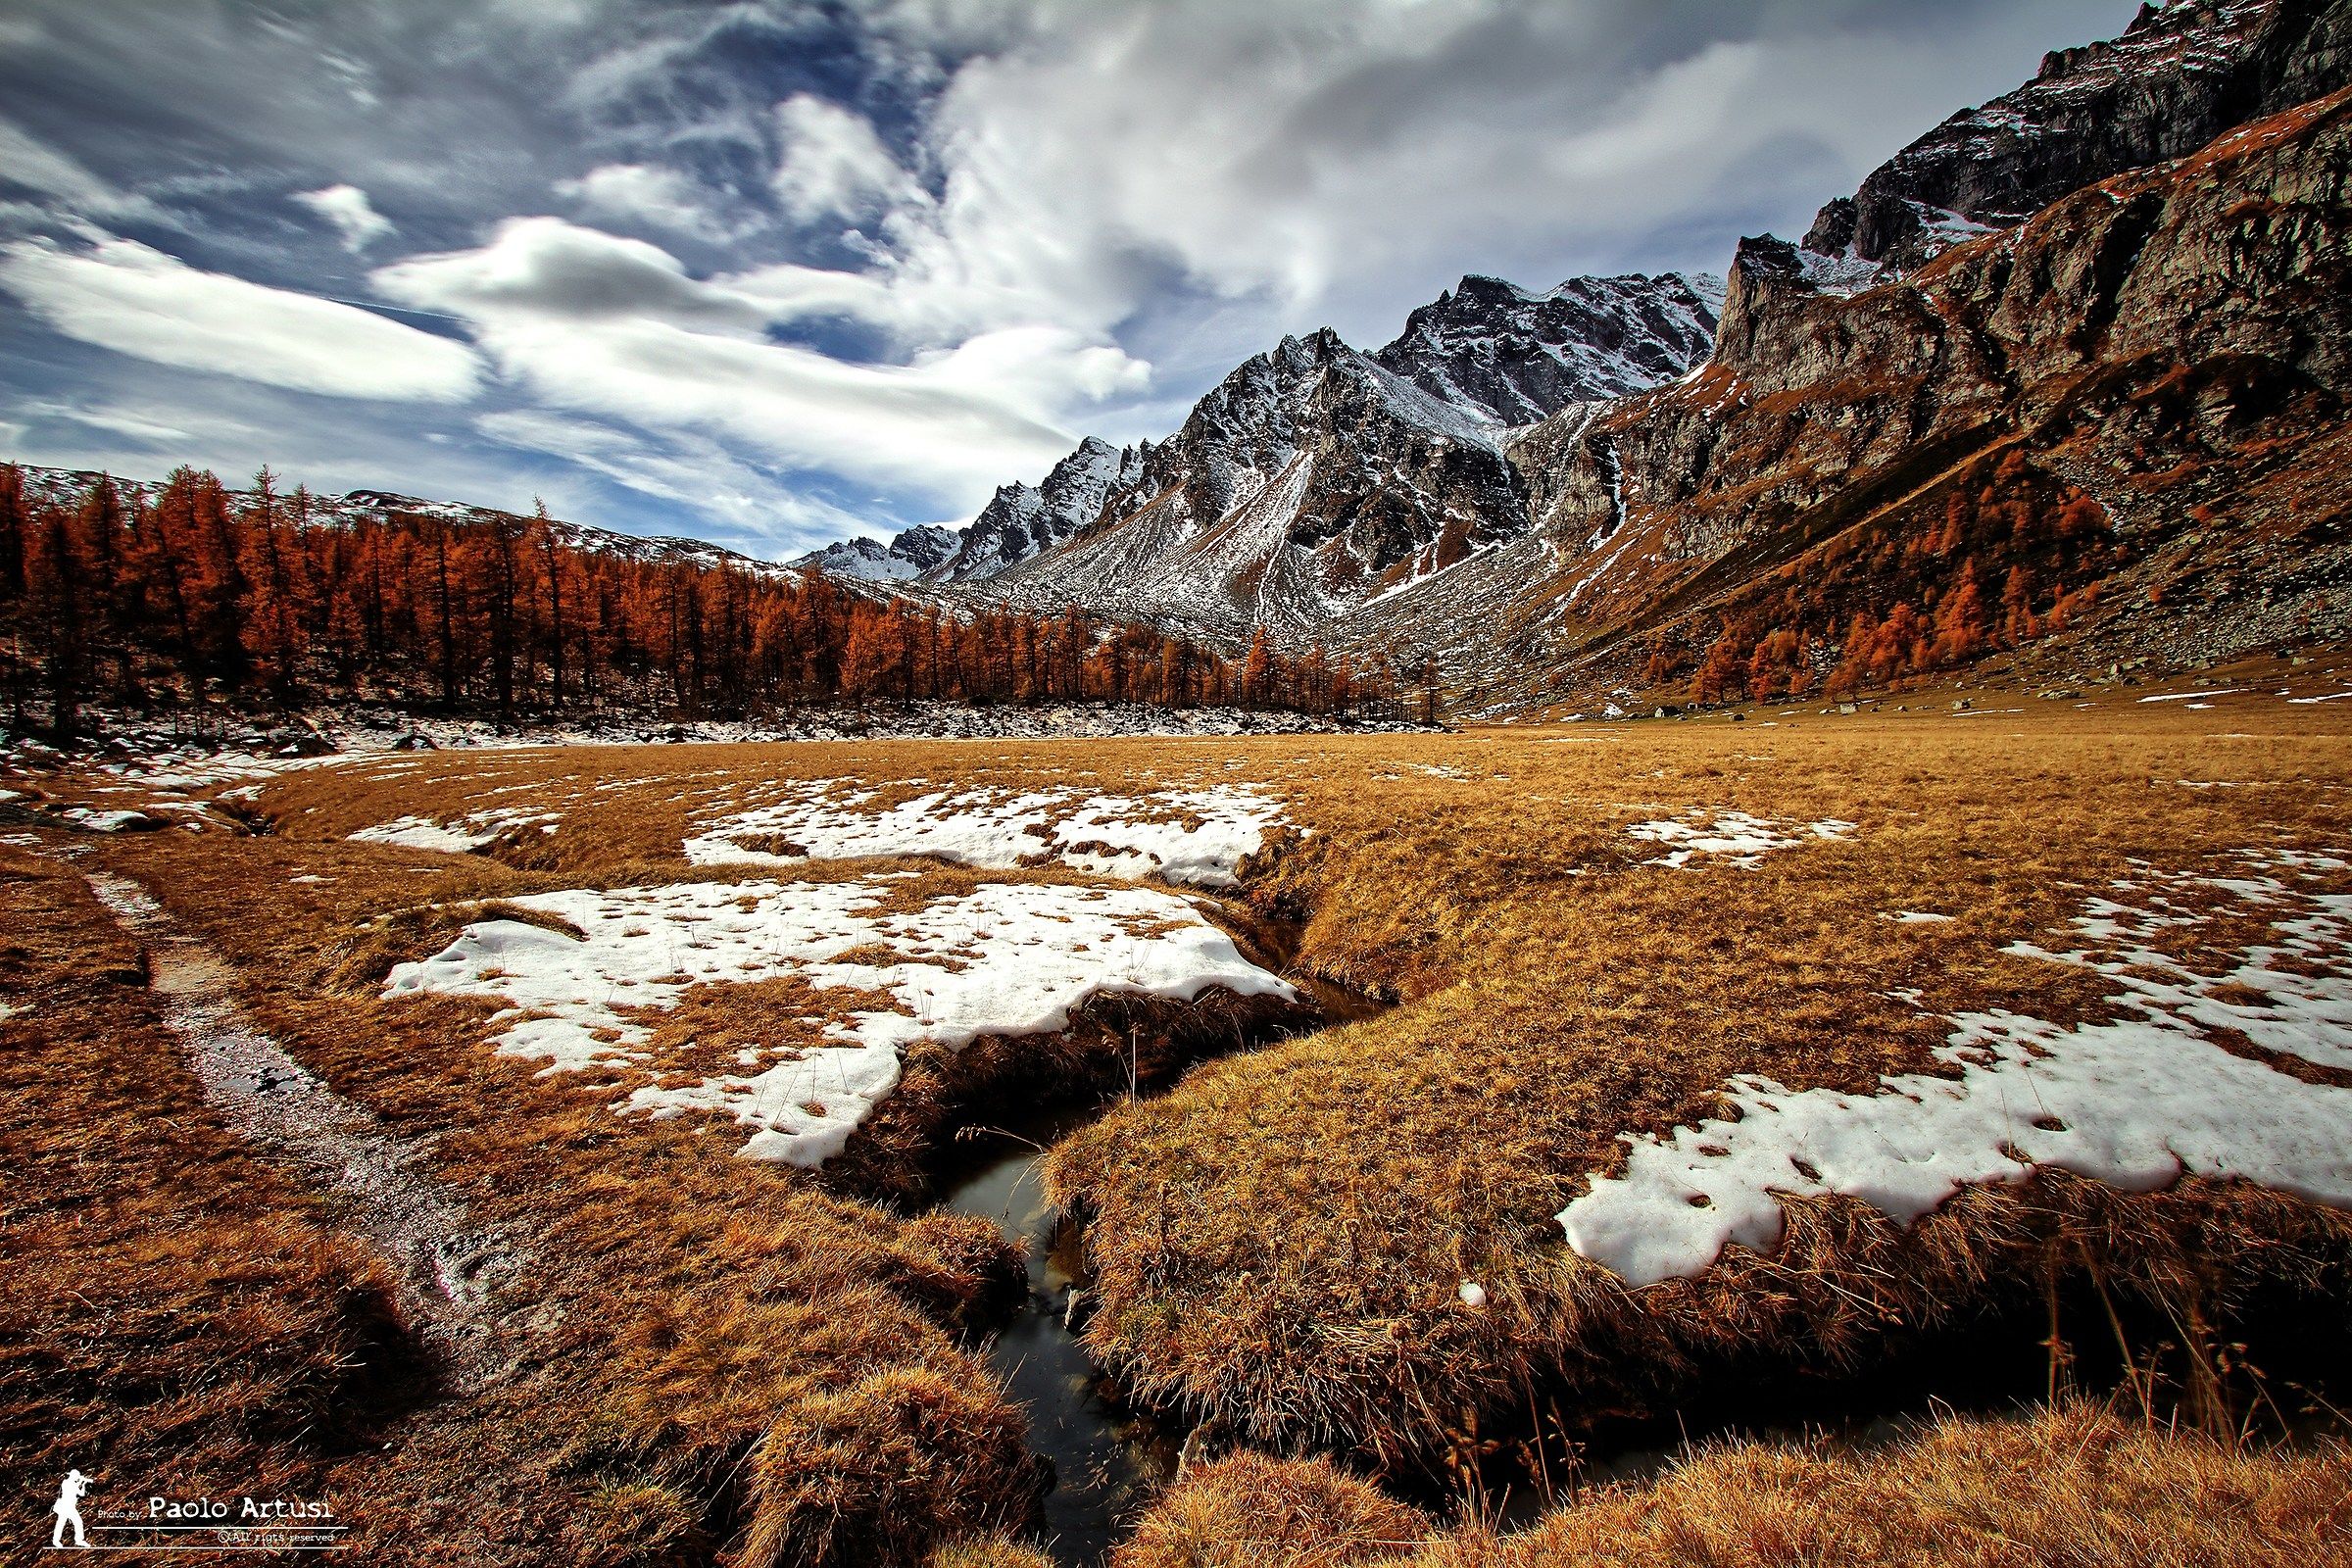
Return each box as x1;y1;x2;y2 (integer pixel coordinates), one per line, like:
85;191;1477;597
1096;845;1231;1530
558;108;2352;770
1373;271;1723;426
1803;0;2352;271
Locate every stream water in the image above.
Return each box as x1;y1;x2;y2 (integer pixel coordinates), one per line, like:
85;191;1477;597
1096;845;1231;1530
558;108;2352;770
938;1100;1181;1567
932;946;1389;1564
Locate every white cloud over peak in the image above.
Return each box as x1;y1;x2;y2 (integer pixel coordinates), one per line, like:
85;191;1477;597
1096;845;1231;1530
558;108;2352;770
294;183;394;250
0;236;483;402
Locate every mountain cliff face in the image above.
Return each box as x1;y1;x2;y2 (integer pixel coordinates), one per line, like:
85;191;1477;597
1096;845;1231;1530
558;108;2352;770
804;270;1720;623
1371;271;1723;426
913;270;1720;640
974;328;1533;642
1803;0;2352;272
1366;83;2352;710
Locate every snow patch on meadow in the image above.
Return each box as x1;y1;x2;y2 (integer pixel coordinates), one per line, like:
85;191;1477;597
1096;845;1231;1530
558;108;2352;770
1626;809;1855;869
350;808;559;852
683;781;1284;889
382;876;1294;1165
1560;850;2352;1286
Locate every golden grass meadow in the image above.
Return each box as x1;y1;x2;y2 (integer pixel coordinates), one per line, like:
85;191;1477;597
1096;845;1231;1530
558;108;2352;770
5;656;2351;1564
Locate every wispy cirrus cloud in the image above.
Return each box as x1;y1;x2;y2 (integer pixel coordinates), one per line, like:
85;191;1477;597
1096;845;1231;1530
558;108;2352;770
376;216;1144;504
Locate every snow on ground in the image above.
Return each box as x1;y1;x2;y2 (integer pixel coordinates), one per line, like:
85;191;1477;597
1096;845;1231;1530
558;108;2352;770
349;808;560;852
57;806;155;833
1560;849;2352;1286
1626;810;1855;869
382;876;1294;1165
684;781;1285;889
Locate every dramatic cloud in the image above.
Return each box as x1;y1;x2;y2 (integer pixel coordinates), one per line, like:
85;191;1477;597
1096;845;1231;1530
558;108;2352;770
475;408;874;546
294;184;395;251
0;236;483;402
380;217;1145;502
0;0;2138;549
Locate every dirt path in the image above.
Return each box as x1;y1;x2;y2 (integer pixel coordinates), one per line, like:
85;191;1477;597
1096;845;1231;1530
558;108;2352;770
80;866;527;1391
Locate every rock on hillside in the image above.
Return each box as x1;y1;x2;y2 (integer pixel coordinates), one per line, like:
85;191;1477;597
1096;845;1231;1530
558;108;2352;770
1804;0;2352;271
1371;271;1723;427
1392;86;2352;710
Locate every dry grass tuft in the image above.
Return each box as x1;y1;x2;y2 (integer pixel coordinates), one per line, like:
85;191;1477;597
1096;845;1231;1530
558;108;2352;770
1125;1404;2352;1567
1419;1402;2352;1567
925;1533;1059;1568
1115;1451;1430;1568
736;1366;1045;1568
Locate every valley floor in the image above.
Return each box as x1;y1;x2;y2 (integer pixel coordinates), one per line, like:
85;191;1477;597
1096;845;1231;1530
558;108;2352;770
4;657;2350;1565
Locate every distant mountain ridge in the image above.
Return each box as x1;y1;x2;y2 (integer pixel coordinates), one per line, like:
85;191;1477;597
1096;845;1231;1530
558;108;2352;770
798;268;1724;640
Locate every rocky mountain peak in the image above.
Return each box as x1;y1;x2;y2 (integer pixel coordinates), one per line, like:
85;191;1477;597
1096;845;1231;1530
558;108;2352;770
1373;269;1722;427
1802;0;2352;272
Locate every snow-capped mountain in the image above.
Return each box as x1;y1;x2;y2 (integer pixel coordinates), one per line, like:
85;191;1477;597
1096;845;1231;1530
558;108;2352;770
925;436;1144;583
794;524;956;583
964;327;1535;643
1372;271;1723;426
1802;0;2352;272
801;268;1721;641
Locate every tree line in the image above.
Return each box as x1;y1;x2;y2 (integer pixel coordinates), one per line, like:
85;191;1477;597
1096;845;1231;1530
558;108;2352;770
0;465;1399;735
1643;450;2121;705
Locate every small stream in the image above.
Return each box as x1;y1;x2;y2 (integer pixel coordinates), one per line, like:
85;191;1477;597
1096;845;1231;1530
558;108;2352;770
933;937;1388;1564
939;1101;1181;1566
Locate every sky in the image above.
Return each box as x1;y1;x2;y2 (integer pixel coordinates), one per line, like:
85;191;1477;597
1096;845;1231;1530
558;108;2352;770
0;0;2139;561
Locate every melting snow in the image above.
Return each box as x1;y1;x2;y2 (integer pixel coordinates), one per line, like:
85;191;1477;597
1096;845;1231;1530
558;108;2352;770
1559;850;2352;1286
350;808;559;852
59;807;153;832
1626;810;1855;869
683;781;1284;889
383;876;1293;1165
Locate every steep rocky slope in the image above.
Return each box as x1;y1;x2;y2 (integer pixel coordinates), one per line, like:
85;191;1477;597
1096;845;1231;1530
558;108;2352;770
794;523;955;582
1803;0;2352;271
1370;271;1723;427
927;437;1144;584
1362;85;2352;711
968;329;1530;644
808;270;1718;613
